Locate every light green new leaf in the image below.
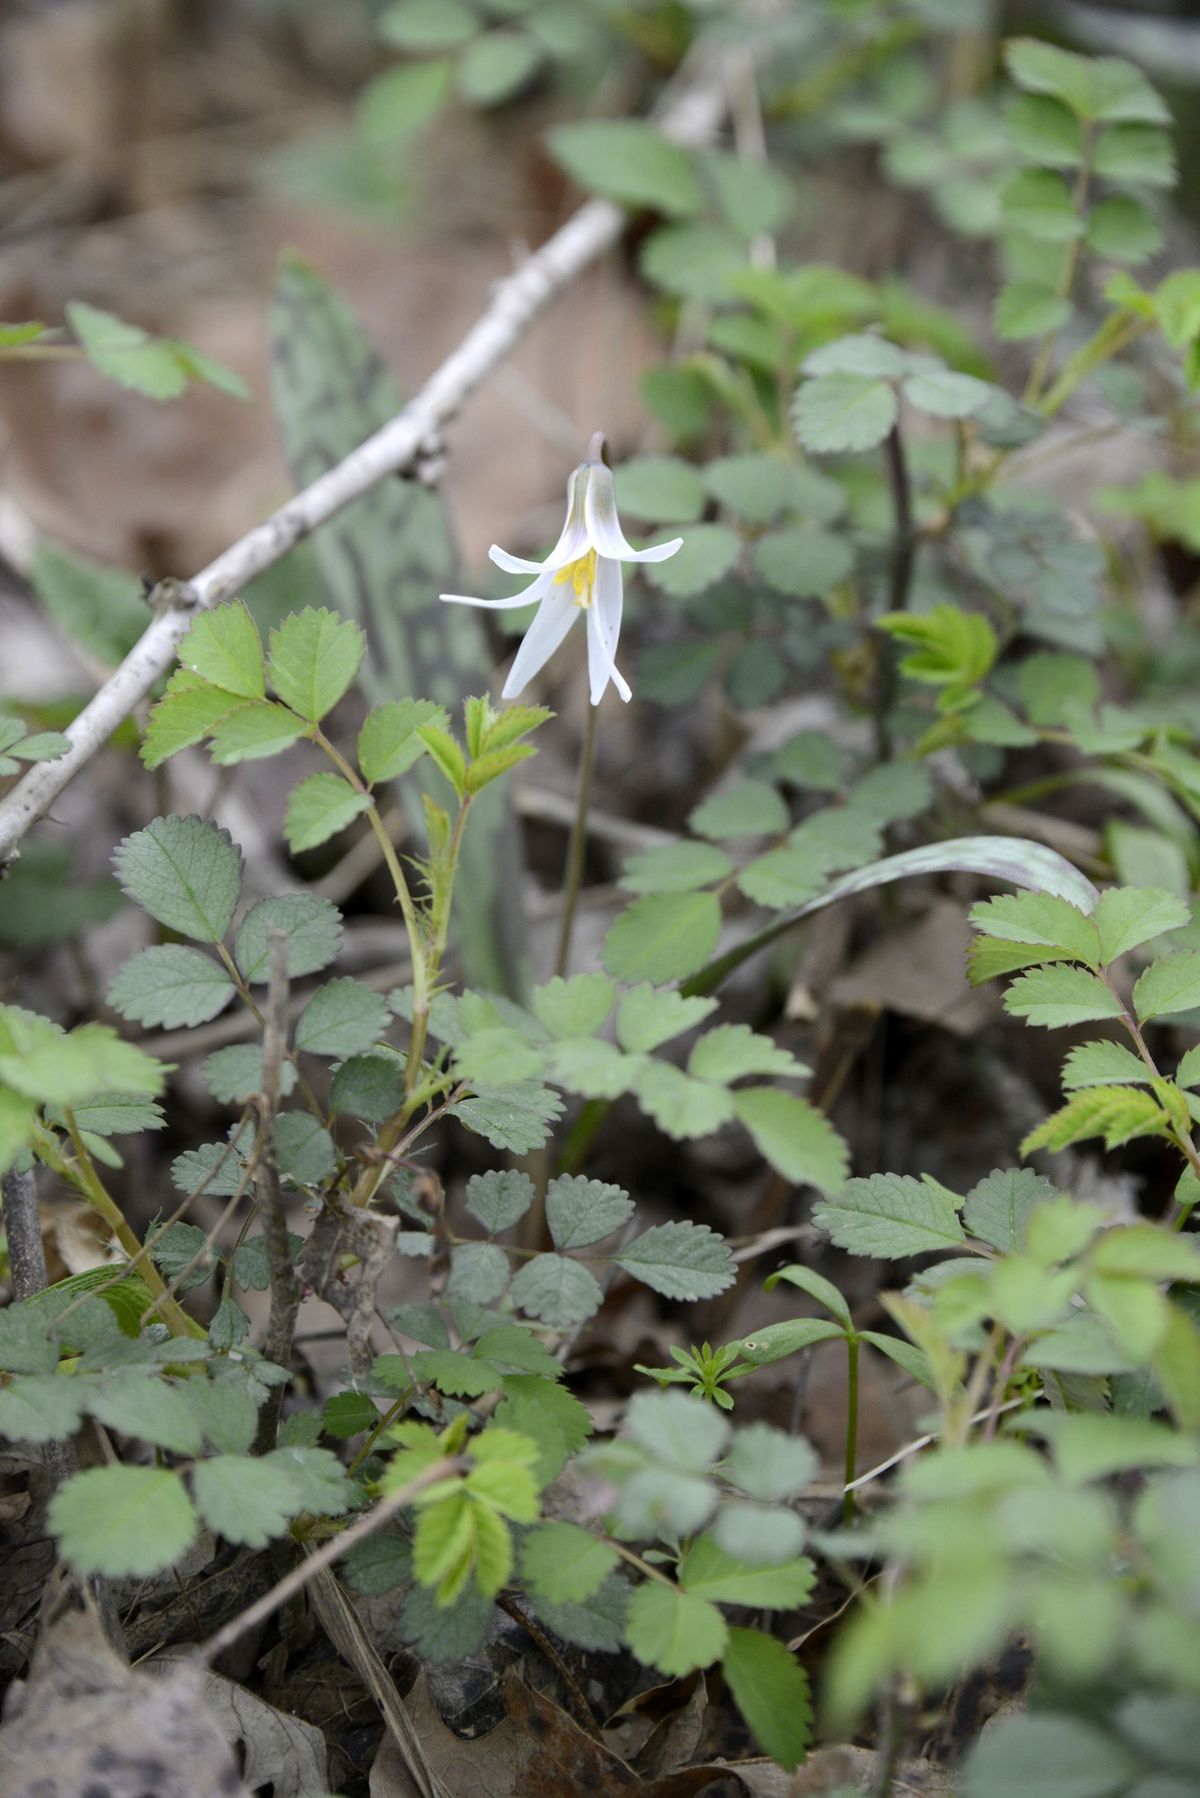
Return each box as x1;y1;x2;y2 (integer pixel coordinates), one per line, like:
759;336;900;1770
616;986;717;1054
1004;39;1169;125
50;1465;197;1576
234;892;343;982
357;698;447;784
177;601;265;699
379;0;477;51
457;28;541;106
294;978;388;1058
633;1061;734;1138
114;814;242;942
1004;966;1123;1028
619;841;732;895
625;1584;727;1677
284;773;372;852
722;1627;812;1770
67;301;188;399
680;1534;815;1609
603;892;721;985
267;607;365;721
548;119;702;218
733;1088;849;1194
1000;169;1082;243
208;701;307;764
1093;886;1189;963
108;945;235;1030
690;780;789;841
1061;1040;1150;1090
0;1015;165;1107
814;1173;966;1259
521;1522;617;1605
969;891;1099;960
192;1454;301;1547
1133;950;1200;1021
531;972;614;1039
140;670;242;768
688;1023;803;1084
1021;1086;1169;1155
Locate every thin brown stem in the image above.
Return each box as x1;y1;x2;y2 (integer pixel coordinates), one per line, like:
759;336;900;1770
255;929;301;1450
195;1456;462;1665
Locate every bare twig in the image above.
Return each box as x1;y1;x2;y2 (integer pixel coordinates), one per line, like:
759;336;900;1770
2;1166;48;1301
254;928;300;1452
195;1457;461;1666
0;62;727;864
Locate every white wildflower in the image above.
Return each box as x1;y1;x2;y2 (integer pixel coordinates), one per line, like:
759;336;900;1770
440;435;682;705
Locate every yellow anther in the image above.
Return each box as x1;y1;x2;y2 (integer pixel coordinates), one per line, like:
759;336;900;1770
553;547;597;609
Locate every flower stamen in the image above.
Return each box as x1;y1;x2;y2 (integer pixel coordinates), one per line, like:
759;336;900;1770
554;547;597;610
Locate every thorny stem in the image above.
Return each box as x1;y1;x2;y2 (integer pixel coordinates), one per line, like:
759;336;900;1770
554;698;600;979
61;1112;199;1338
843;1333;860;1526
214;941;325;1123
196;1457;463;1665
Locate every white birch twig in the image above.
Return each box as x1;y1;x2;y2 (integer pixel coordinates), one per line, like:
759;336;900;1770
0;66;726;864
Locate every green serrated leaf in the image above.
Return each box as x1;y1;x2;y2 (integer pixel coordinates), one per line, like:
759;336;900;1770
625;1583;726;1677
619;841;732;896
614;1222;734;1301
603;892;721;986
793;372;897;454
680;1534;815;1608
294;977;388;1058
177;600;265;699
547;119;702;218
113;814;243;943
234;893;342;982
688;1023;803;1084
509;1254;603;1328
814;1173;966;1259
1021;1086;1170;1155
284;773;372;852
50;1465;197;1575
521;1522;617;1604
723;1627;812;1771
357;698;447;784
208;701;306;764
615;986;717;1054
1133;950;1200;1022
267;607;365;722
733;1088;849;1194
87;1374;203;1456
1093;886;1189;963
465;1169;536;1233
107;946;235;1029
962;1168;1056;1252
1061;1040;1150;1090
545;1175;633;1249
192;1454;301;1547
1004;966;1124;1029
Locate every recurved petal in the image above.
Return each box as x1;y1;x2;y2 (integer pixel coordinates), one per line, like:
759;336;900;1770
489;544;546;575
501;590;578;699
440;570;553;610
584;462;684;565
587;557;631;705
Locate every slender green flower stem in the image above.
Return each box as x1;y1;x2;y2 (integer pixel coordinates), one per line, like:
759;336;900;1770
843;1332;860;1526
554;699;600;979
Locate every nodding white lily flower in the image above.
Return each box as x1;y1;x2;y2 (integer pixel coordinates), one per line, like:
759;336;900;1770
440;434;683;706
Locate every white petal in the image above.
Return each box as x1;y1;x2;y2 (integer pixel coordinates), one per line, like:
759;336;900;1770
584;462;683;564
440;571;552;610
540;463;593;570
489;544;546;576
502;590;578;699
586;559;631;705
